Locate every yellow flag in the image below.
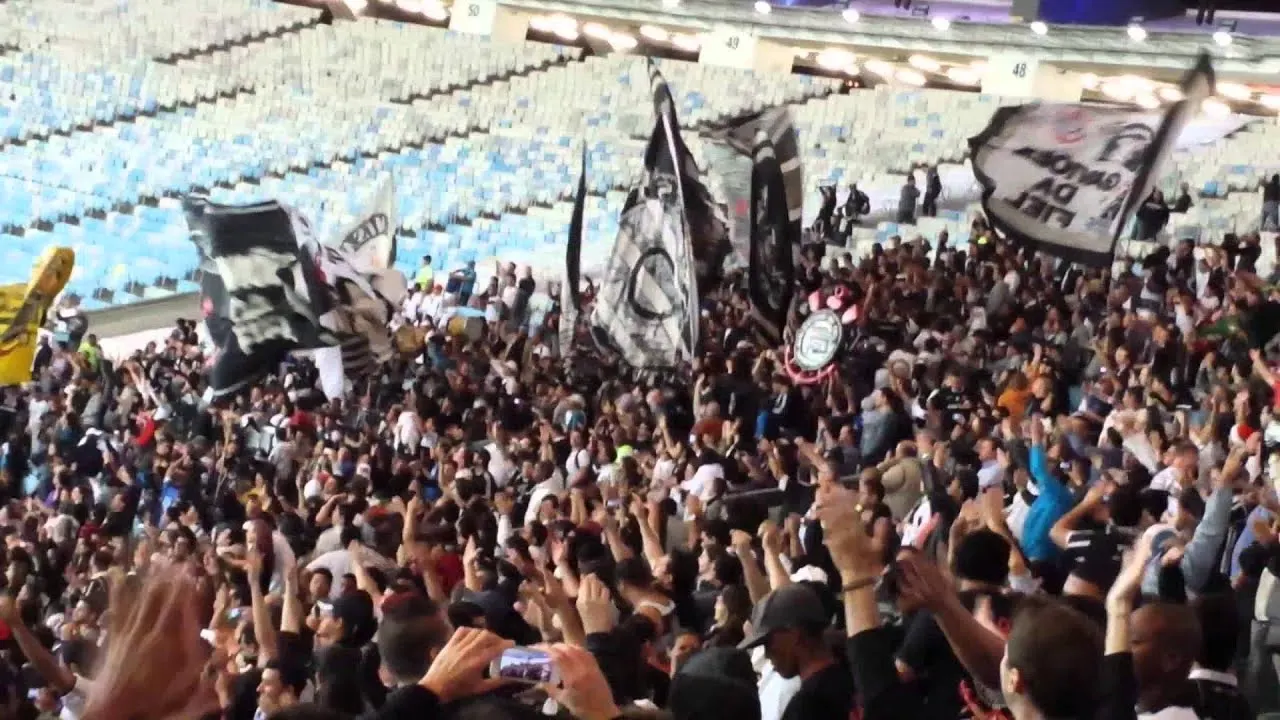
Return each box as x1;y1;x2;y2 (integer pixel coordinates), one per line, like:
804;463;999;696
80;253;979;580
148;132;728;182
0;247;75;386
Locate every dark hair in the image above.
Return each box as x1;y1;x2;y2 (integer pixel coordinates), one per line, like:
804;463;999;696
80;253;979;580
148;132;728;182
952;529;1011;586
377;592;448;684
1005;596;1104;718
313;646;366;715
339;524;363;549
1108;482;1143;528
1178;487;1206;519
268;703;350;720
1190;593;1237;671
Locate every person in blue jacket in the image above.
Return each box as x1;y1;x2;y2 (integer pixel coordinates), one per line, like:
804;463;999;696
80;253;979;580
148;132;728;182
1020;417;1076;572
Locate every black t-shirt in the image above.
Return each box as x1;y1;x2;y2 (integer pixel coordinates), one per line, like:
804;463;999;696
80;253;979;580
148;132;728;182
896;590;1016;719
780;662;855;720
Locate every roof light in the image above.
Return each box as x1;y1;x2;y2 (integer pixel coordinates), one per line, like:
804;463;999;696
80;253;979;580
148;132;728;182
1030;21;1047;35
421;0;448;19
817;48;856;70
842;8;860;23
908;54;940;72
671;33;700;52
1127;23;1147;42
863;59;893;78
754;1;771;14
638;24;668;41
896;68;927;86
608;32;638;51
1217;82;1251;100
946;67;980;86
1203;97;1230;117
1212;30;1232;46
931;16;950;31
1101;82;1134;102
582;22;611;39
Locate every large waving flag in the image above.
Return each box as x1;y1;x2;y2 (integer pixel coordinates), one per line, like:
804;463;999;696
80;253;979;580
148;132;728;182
331;175;397;272
185;199;337;399
304;178;410;398
589;59;701;370
968;54;1213;267
561;145;587;360
0;247;74;386
707;108;803;344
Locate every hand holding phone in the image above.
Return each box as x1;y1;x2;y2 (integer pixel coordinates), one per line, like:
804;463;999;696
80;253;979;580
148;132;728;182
489;647;560;685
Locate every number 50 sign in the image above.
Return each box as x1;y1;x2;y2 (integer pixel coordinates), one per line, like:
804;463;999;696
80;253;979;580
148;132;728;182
450;0;497;34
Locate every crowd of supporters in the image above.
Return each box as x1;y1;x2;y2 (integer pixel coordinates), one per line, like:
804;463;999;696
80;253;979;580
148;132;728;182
2;207;1280;720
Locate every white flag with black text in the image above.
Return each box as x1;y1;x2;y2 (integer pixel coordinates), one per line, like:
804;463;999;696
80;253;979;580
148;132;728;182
968;54;1213;266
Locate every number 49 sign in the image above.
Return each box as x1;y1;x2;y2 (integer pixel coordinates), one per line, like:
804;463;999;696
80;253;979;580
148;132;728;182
700;28;757;69
449;0;497;35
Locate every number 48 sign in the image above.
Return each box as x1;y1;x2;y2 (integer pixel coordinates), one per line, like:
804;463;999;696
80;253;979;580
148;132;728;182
449;0;496;34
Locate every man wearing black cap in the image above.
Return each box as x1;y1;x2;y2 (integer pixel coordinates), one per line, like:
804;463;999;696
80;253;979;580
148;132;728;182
317;589;377;648
738;584;853;720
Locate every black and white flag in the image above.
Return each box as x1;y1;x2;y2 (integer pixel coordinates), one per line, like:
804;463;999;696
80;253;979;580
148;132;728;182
638;60;729;292
561;145;587;359
301;184;408;400
331;175;397;272
707;108;803;344
590;60;701;369
185;199;338;399
969;54;1213;267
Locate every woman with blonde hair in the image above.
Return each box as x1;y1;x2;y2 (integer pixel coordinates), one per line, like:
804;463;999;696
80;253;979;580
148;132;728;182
82;568;220;720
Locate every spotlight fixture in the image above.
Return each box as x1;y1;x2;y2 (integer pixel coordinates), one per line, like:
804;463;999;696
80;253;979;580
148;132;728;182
582;22;611;39
1135;94;1159;110
946;67;980;85
863;59;893;78
1100;82;1133;102
842;7;860;23
1127;23;1147;42
1030;21;1047;35
1202;98;1230;117
1212;30;1232;47
1217;82;1252;100
754;1;771;14
638;24;669;41
908;54;940;72
608;32;637;50
931;16;950;31
671;33;700;52
817;48;856;70
896;68;927;86
421;0;448;19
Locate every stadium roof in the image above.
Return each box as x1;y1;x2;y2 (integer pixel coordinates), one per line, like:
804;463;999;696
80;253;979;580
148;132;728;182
506;0;1280;78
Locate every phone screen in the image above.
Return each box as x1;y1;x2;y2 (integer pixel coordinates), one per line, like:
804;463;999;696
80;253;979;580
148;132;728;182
494;647;556;684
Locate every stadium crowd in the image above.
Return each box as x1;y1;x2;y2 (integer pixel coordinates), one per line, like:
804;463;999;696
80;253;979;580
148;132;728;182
2;192;1280;720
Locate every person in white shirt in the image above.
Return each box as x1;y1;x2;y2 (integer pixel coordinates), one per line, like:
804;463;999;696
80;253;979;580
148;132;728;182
395;409;422;453
419;286;444;325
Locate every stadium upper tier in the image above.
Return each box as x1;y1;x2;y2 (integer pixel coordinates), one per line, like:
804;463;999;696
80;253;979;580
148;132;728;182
0;0;1277;307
